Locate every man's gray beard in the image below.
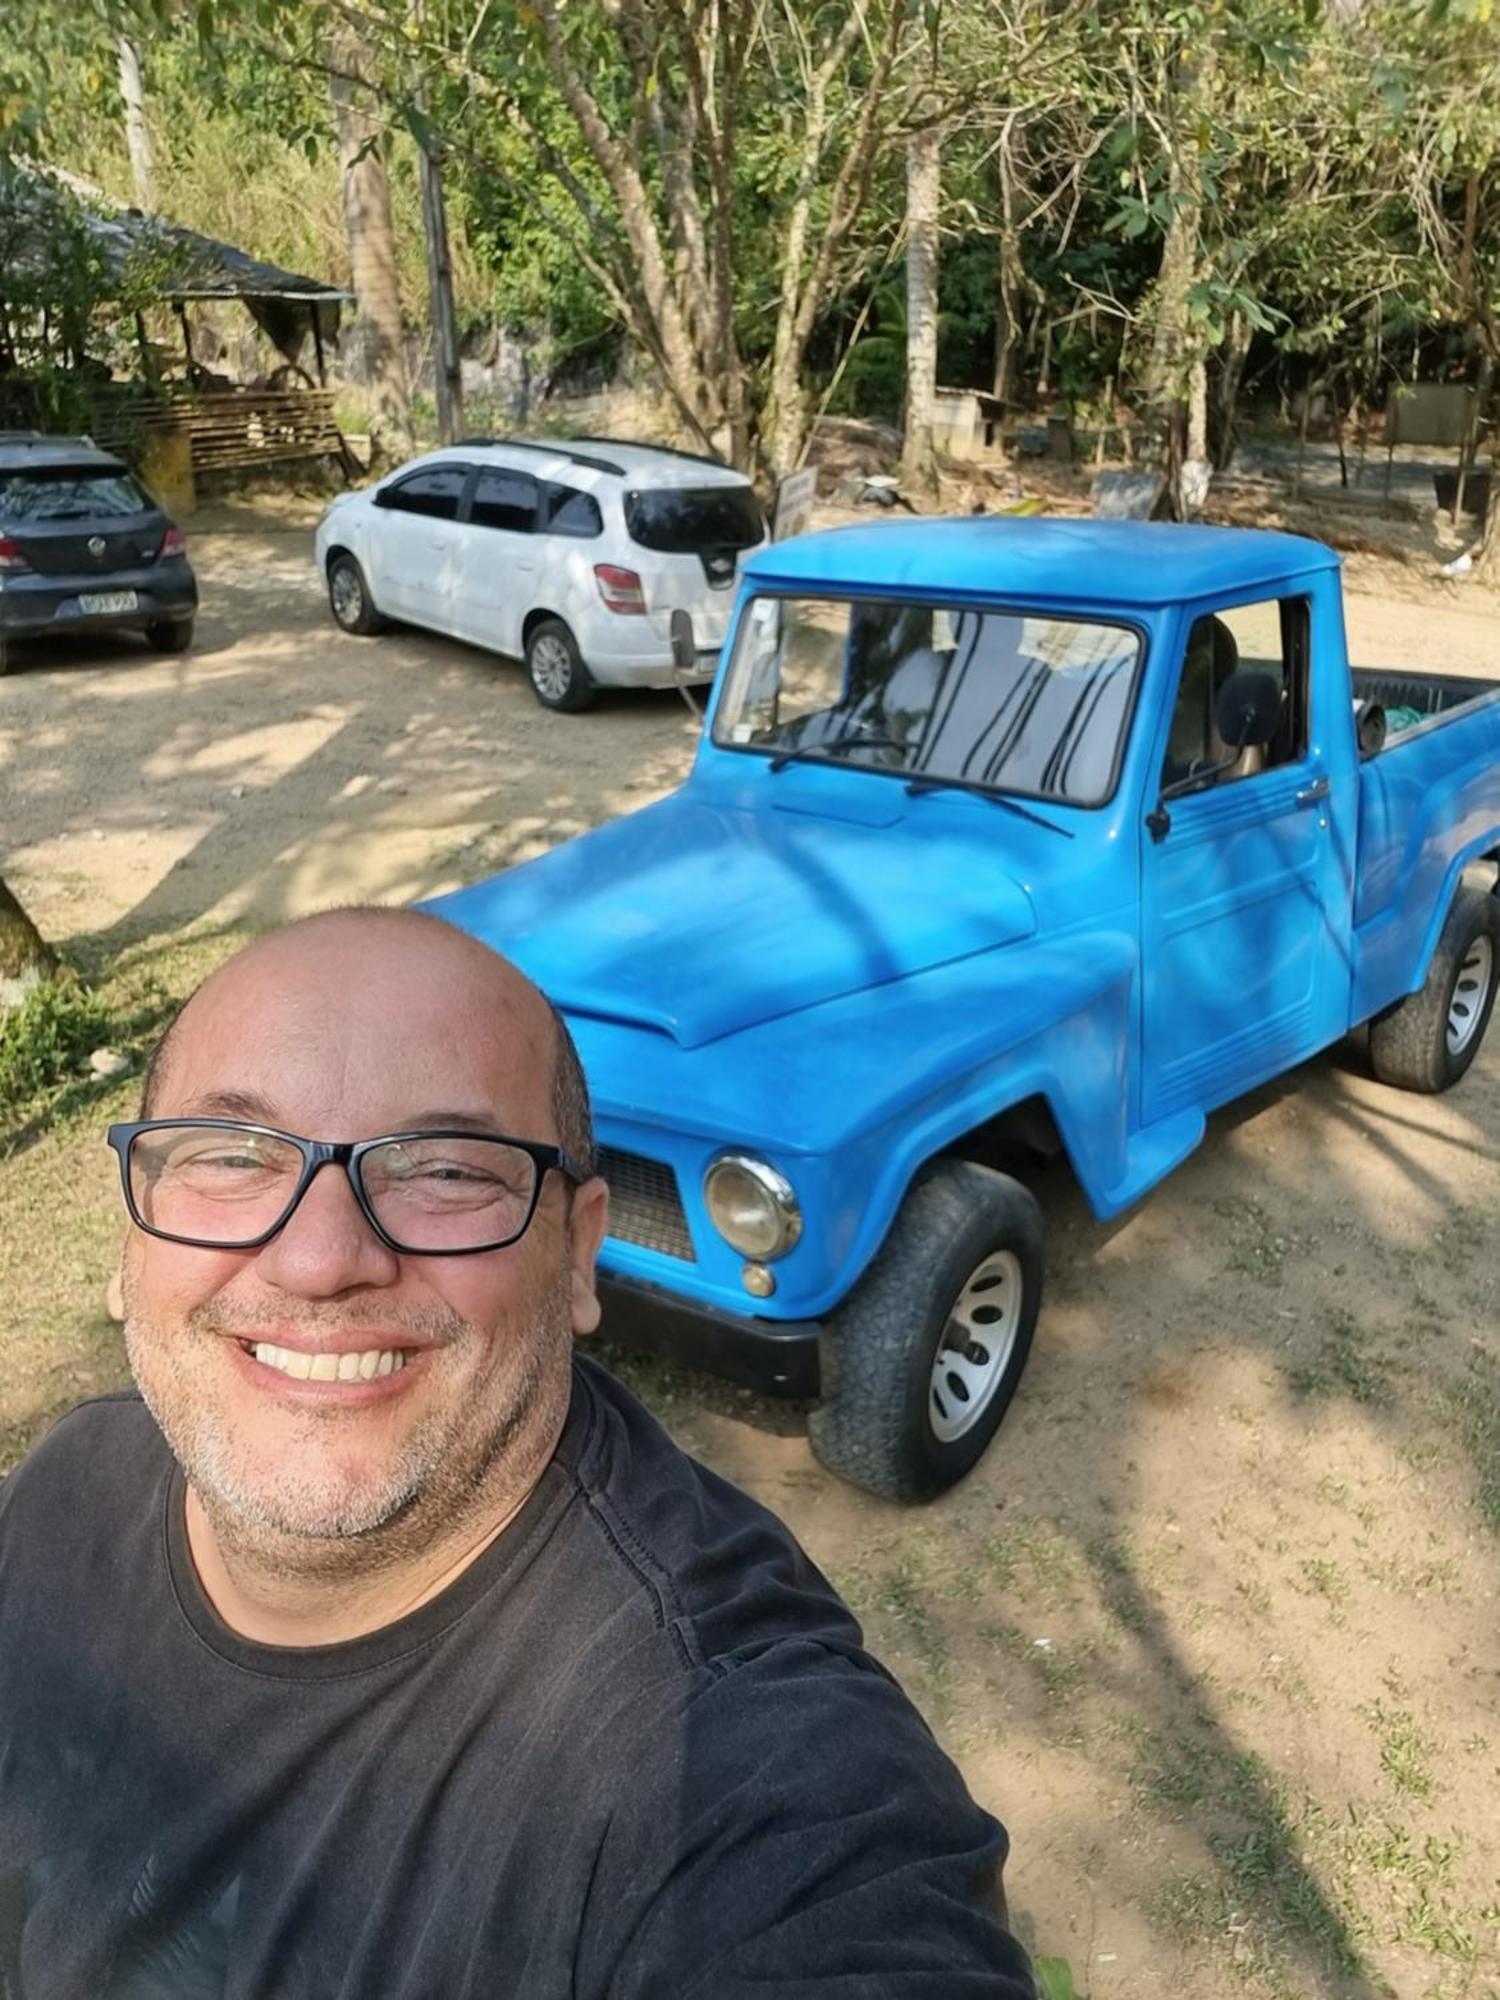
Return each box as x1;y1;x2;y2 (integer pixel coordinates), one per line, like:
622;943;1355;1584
123;1282;572;1567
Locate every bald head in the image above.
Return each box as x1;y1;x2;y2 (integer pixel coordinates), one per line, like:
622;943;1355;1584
142;909;595;1174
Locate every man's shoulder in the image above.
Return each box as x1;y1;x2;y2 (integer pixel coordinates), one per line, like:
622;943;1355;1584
564;1359;866;1680
0;1391;167;1522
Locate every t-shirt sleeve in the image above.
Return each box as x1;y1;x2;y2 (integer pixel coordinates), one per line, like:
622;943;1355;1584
582;1640;1035;1999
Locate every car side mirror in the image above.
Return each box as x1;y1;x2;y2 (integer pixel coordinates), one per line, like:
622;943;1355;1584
1213;669;1281;750
670;608;704;718
1154;669;1286;828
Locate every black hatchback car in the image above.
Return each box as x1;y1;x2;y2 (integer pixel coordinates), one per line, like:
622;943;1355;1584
0;434;197;674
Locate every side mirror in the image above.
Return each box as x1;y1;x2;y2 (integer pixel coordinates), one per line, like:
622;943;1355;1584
1155;669;1286;826
669;608;703;718
1214;669;1282;750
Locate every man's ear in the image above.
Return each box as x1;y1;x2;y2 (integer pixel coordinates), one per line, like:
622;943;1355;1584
567;1177;610;1337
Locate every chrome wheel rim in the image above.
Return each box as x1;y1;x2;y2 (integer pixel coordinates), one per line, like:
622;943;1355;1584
928;1249;1023;1444
1447;934;1494;1056
330;565;363;626
530;633;574;701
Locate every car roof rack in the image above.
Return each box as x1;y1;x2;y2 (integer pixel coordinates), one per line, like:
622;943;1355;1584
450;436;626;477
572;434;729;471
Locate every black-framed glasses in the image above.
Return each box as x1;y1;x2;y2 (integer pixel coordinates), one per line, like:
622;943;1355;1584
106;1119;588;1257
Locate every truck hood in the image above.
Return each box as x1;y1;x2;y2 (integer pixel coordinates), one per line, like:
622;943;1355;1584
427;796;1037;1051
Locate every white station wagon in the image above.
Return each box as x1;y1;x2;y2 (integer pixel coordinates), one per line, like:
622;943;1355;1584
313;436;767;711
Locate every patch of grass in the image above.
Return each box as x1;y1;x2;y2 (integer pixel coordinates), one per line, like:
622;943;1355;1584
1221;1197;1296;1283
980;1515;1080;1605
0;975;116;1124
1085;1534;1149;1634
1297;1557;1349;1613
1438;1359;1500;1534
1357;1701;1434;1799
1135;1736;1369;1985
1286;1306;1390;1406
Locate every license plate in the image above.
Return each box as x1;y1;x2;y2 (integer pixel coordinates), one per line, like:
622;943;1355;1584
78;590;137;615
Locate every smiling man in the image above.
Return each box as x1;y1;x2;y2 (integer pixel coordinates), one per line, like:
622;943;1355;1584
0;908;1033;1999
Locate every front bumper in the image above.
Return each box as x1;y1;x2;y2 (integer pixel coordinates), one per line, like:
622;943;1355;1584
596;1271;821;1397
0;559;197;640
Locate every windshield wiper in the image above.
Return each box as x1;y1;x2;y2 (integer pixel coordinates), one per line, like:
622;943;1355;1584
903;775;1073;839
766;730;907;774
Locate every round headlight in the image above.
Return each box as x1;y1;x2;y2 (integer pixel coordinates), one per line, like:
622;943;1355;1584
703;1154;803;1261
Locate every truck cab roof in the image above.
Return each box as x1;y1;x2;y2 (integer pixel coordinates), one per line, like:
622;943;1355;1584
745;518;1340;610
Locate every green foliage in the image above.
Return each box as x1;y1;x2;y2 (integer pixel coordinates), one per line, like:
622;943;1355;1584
1033;1955;1079;2000
0;976;113;1123
9;0;1500;444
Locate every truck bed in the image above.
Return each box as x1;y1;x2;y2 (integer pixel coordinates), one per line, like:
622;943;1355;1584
1351;666;1500;739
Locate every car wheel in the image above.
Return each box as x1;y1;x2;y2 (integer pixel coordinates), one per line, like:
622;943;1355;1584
808;1160;1044;1502
1369;885;1500;1093
0;634;10;676
327;553;385;636
525;618;596;713
145;618;194;654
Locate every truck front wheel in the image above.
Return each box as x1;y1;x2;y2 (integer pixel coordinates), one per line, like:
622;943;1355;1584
808;1161;1044;1502
1369;886;1500;1093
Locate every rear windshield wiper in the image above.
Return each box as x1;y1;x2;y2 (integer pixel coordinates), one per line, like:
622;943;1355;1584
904;775;1073;838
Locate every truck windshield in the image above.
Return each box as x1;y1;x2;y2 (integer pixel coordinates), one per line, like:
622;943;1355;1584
713;595;1142;806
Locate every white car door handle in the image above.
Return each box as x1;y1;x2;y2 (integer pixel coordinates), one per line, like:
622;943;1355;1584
517;560;536;572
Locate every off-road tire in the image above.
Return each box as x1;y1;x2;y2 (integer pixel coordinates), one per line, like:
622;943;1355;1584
808;1160;1045;1502
525;618;596;713
1369;885;1500;1093
327;553;385;636
146;618;194;653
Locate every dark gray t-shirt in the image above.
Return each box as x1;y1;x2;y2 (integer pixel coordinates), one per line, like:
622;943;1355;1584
0;1358;1033;1998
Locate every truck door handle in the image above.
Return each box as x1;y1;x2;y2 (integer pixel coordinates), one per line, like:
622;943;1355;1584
1296;775;1330;808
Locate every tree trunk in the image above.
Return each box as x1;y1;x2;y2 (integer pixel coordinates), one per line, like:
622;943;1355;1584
1146;49;1214;518
901;124;942;498
991;123;1021;405
117;36;156;211
328;22;413;467
418;142;464;446
1478;469;1500;583
0;879;56;1007
1213;308;1251;470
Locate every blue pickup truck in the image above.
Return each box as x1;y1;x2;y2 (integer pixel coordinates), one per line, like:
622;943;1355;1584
430;520;1500;1500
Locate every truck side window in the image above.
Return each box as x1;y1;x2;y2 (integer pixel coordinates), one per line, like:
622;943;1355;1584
1161;597;1310;791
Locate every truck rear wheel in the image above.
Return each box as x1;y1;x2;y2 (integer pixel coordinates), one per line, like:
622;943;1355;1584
1369;886;1500;1093
808;1160;1044;1502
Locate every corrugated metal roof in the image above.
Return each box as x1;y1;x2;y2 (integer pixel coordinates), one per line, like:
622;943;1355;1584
34;165;350;304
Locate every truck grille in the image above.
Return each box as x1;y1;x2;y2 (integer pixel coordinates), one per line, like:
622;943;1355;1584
598;1146;696;1262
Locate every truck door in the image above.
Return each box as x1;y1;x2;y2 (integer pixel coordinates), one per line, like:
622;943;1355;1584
1139;593;1350;1124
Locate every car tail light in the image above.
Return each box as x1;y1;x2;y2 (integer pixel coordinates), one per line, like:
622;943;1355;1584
594;563;646;615
159;525;188;559
0;536;27;570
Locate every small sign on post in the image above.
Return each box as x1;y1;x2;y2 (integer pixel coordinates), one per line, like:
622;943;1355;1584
773;467;818;542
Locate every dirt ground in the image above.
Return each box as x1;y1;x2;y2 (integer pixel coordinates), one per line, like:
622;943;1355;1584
2;499;1498;1999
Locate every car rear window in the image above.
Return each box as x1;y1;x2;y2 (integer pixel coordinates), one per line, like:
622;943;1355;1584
624;486;764;554
0;468;151;520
